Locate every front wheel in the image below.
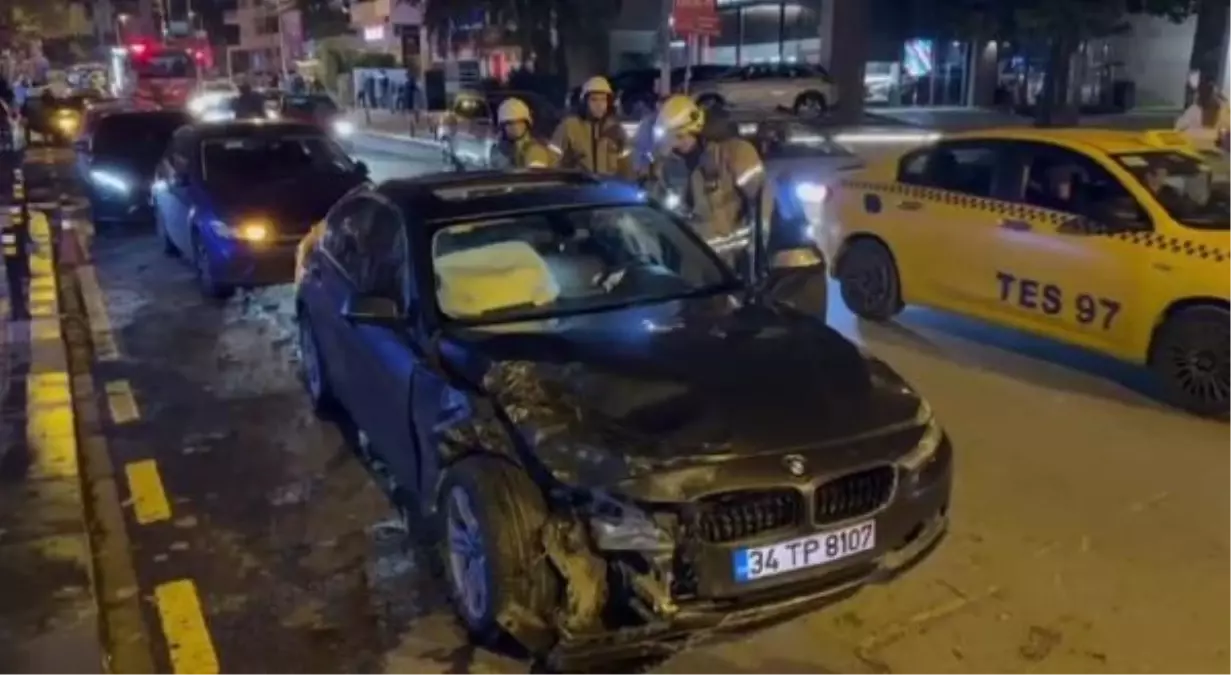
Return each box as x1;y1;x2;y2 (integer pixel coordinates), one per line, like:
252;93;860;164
192;231;233;300
438;456;559;644
836;238;902;321
1149;306;1230;418
297;307;337;416
794;91;828;117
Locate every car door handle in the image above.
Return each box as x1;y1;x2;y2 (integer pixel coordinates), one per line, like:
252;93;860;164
999;219;1031;232
897;200;923;211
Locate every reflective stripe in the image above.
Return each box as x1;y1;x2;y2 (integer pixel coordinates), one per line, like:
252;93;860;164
547;143;563;155
1;233;16;244
526;161;547;168
618;148;632;158
735;163;764;187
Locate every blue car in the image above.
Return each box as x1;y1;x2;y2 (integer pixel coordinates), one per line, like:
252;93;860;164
152;119;369;297
76;109;192;225
294;170;951;669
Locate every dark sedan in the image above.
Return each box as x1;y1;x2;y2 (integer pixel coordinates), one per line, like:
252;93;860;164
294;170;952;669
75;109;192;224
153;120;369;298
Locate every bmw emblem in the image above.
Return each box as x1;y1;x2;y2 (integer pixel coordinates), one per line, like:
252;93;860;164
783;454;807;477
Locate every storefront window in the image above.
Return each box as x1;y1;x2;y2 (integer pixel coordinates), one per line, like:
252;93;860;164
706;1;822;66
864;39;971;107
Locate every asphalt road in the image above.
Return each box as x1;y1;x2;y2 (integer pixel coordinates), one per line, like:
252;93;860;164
46;138;1231;673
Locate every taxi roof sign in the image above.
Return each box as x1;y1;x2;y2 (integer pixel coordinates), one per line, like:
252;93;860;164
1141;130;1192;148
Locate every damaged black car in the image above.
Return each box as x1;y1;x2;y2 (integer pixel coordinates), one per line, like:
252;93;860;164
294;170;952;669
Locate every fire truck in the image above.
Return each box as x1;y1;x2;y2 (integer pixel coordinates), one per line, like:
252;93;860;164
109;35;212;109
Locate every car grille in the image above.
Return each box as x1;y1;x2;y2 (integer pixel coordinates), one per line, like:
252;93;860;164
814;466;896;525
695;489;803;544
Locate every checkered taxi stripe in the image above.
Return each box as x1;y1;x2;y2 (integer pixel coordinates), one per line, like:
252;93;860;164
843;180;1230;263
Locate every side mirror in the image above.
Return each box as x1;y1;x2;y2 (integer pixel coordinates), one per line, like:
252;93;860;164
354;160;369;178
759;247;828;318
342;293;403;326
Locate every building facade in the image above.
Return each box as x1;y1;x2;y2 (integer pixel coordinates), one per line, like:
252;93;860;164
223;0;286;75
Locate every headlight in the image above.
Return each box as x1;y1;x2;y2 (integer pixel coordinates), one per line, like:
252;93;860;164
56;116;79;132
264;108;280;120
188;97;208;115
208;219;270;242
898;400;943;473
90;169;130;195
331;119;355;137
662;191;682;211
587;495;673;553
795;182;828;203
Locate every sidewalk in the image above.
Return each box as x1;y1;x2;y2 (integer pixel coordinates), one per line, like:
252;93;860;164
0;205;103;673
347;108;445;147
868;105;1181;130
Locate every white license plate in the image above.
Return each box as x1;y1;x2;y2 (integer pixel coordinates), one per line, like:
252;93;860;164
733;520;876;582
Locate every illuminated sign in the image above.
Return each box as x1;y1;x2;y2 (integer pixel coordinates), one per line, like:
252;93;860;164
363;25;385;41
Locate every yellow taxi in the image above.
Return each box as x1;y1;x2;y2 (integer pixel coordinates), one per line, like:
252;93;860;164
819;128;1230;417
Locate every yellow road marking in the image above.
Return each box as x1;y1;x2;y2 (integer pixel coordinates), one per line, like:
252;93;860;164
105;380;140;424
124;459;171;524
25;371;78;479
154;580;219;674
76;262;119;361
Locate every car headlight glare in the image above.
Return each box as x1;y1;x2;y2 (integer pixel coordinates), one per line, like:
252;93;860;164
332;119;355;137
662;191;682;211
90;169;130;195
899;400;942;473
236;221;269;242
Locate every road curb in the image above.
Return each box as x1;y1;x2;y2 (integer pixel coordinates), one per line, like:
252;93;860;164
52;220;158;673
355;128;445;150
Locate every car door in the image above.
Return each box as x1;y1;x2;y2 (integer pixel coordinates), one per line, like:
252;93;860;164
984;141;1146;353
303;196;375;411
342;197;421;491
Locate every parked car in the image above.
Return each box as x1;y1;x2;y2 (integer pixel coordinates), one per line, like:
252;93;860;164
691;62;839;118
76;109;193;224
294;169;951;670
438;89;563;169
152;120;369;297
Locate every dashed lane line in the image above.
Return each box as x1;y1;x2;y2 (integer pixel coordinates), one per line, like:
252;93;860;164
124;459;172;525
154;579;220;675
105;380;140;424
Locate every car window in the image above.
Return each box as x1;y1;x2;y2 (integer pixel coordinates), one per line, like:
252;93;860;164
1014;144;1151;230
1113;151;1228;230
901;142;1001;197
430;204;734;325
360;202;410;306
322;198;374;282
200;134;353;184
94;113;190;158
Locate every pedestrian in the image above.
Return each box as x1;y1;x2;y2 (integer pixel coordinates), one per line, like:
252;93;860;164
1175;80;1229;154
378;71;390;109
549;76;633;179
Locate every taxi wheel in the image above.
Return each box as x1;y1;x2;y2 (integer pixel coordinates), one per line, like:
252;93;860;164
837;238;902;321
1149;306;1230;418
438;456;559;646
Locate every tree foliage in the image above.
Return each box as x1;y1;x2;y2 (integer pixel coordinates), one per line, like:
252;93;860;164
298;0;351;40
2;0;73;44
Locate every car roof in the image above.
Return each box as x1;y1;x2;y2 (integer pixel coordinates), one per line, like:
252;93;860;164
945;127;1174;156
377;170;645;227
190;119;325;139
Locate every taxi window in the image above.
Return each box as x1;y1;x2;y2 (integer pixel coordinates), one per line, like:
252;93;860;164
1114;151;1228;230
898;142;1000;197
1017;144;1151;230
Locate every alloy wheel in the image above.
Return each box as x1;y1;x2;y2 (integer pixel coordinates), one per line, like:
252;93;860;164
445;485;489;623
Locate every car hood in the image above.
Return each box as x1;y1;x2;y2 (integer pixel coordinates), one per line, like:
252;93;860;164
210;175;360;235
444;294;923;489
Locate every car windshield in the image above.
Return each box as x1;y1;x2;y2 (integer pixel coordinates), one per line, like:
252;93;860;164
200;134;354;184
133;50;196;79
1114;151;1230;229
734;118;855;160
94;113;191;158
431;205;735;325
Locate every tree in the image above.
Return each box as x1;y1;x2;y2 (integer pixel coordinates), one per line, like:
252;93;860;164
1183;0;1227;103
298;0;351;40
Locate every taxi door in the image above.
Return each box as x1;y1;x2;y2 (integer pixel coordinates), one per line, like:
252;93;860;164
964;142;1144;353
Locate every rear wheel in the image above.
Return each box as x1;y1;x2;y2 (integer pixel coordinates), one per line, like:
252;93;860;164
296;306;337;416
793;91;828;117
836;238;903;321
438;456;559;644
1149;306;1230;418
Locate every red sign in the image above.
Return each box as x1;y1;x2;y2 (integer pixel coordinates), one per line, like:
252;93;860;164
672;0;720;37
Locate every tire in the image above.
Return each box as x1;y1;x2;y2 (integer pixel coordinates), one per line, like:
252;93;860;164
192;230;233;299
1148;305;1230;418
296;305;337;416
836;238;903;321
793;91;828;117
696;94;725;111
438;455;559;644
155;209;178;257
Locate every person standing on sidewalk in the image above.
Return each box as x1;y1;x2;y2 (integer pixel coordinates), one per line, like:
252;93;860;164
1175;80;1229;154
550;76;634;179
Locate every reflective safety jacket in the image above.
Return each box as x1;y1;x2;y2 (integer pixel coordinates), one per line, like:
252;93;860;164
683;136;772;241
488;136;557;169
550;114;634;178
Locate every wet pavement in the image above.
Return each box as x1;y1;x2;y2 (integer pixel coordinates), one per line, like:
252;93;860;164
4;141;1227;673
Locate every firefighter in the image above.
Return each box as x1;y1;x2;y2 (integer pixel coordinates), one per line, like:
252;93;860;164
488;98;556;169
652;95;820;272
550;76;634;178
